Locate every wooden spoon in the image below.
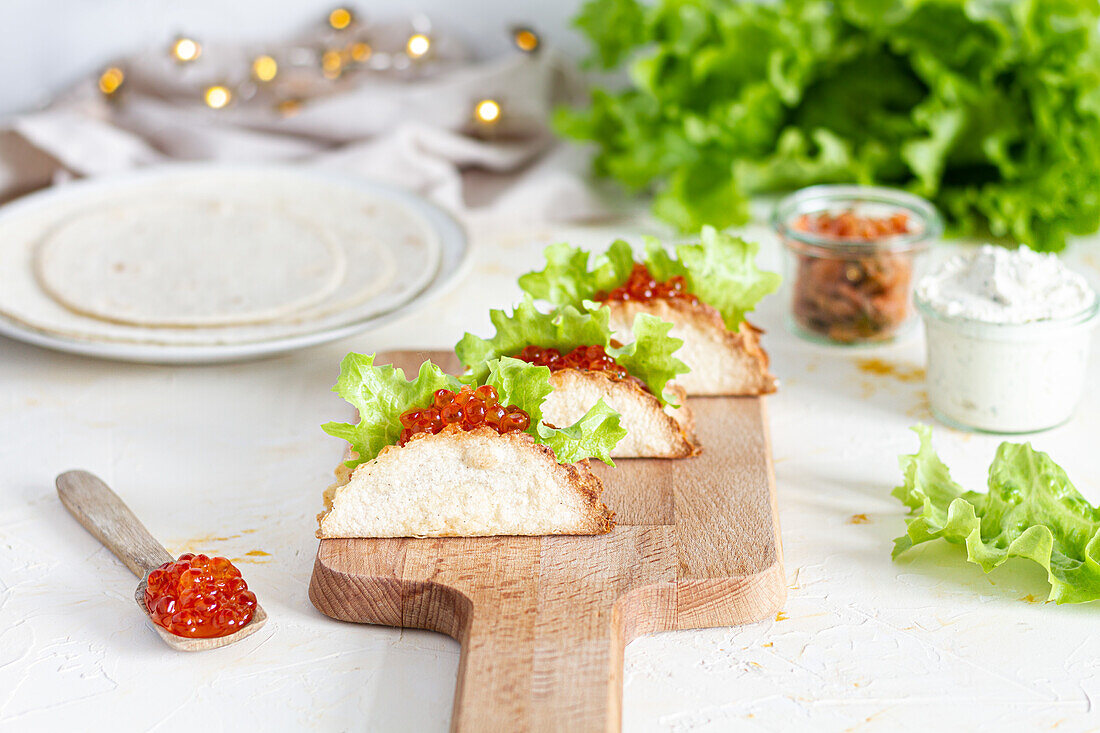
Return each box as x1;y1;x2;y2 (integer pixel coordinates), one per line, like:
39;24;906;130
56;469;267;651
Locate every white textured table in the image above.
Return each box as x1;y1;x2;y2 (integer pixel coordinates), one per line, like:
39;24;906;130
3;213;1100;732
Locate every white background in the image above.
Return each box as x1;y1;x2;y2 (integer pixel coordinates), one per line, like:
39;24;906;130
0;0;587;120
5;4;1100;731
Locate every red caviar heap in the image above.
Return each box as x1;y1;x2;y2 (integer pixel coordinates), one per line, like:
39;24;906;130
515;344;643;388
144;553;257;638
793;210;911;240
596;262;700;305
398;384;531;445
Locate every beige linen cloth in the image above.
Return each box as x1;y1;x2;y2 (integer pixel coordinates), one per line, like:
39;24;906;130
0;22;610;225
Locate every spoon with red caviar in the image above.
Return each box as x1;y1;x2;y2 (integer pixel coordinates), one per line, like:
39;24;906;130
56;470;267;652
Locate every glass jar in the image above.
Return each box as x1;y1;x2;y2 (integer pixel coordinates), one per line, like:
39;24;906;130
773;185;943;345
916;295;1099;433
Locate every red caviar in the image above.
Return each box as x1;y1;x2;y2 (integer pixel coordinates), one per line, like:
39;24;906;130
793;210;911;240
596;263;700;305
514;344;644;390
144;553;256;638
397;384;530;445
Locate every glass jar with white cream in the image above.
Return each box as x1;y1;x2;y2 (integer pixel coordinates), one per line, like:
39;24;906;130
915;245;1098;433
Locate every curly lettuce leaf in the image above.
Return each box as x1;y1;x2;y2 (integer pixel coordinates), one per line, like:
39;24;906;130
456;299;612;384
639;237;684;283
648;226;780;330
520;228;780;330
538;399;625;466
456;299;688;405
517;240;634;306
611;313;687;406
322;354;462;466
652;160;750;233
559;0;1100;251
573;0;646;69
323;353;625;467
670;226;782;330
892;425;1100;604
486;357;626;466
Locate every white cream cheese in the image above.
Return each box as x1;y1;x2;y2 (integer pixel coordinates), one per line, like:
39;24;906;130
916;245;1097;433
917;244;1095;323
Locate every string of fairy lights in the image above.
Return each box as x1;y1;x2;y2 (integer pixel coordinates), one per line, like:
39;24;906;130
97;7;540;127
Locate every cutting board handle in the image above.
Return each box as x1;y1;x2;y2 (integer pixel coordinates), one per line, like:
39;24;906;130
450;591;626;732
56;470;175;577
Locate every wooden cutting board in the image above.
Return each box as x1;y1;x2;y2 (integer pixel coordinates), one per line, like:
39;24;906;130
309;350;785;732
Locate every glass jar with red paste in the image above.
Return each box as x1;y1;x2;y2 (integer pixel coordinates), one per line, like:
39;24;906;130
773;185;942;345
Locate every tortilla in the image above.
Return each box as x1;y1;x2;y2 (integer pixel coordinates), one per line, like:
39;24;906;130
0;167;444;346
35;200;346;327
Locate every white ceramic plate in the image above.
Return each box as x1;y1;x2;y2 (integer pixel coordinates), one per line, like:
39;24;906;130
0;164;468;364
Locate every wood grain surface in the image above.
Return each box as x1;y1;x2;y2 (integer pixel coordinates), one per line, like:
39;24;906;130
56;469;268;652
308;350;785;731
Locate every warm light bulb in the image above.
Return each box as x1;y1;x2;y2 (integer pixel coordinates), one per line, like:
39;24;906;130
328;8;352;30
98;67;125;95
276;98;303;117
204;85;232;109
349;42;372;63
406;34;430;59
252;55;278;82
172;37;201;62
474;99;501;124
321;49;344;79
513;28;539;53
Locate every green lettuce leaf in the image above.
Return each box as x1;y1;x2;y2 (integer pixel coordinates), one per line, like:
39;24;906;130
456;299;612;384
486;357;626;466
537;399;625;466
322;354;462;466
519;227;780;330
323;353;626;467
652;160;749;233
572;0;646;69
558;0;1100;251
455;298;688;405
652;226;781;330
517;240;635;307
610;313;687;406
892;425;1100;604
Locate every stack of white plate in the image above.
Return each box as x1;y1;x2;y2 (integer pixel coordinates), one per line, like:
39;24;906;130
0;165;467;363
